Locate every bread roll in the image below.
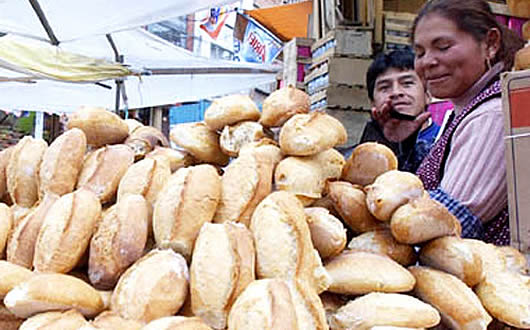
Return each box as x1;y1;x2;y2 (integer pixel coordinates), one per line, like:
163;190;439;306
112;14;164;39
391;196;461;244
9;204;30;228
0;147;14;201
190;222;254;329
0;261;33;299
169;122;229;165
153;164;221;260
90;311;143;330
7;193;59;268
325;250;415;295
275;149;345;206
220;121;266;157
33;189;102;273
250;191;331;293
39;128;87;197
142;316;212;330
342;142;398;186
19;309;91;329
89;194;148;290
213;144;281;226
365;170;424;221
279;112;347;156
204;94;260;131
4;273;104;318
124;125;169;160
77;144;134;204
328;181;386;233
0;304;23;330
288;278;329;330
305;207;347;259
260;85;310;127
0;203;11;257
67;106;129;147
419;236;483;287
497;246;528;274
331;292;440;330
514;45;530;71
409;266;492;330
110;249;189;323
145;146;195;172
125;118;143;134
347;230;417;266
6;136;47;208
475;271;530;328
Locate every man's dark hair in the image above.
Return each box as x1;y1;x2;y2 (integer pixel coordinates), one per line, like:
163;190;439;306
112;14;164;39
366;49;416;101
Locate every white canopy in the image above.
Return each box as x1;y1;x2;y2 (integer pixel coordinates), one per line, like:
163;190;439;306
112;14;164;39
0;1;281;113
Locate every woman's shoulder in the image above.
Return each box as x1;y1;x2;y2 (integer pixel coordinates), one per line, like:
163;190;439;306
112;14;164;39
464;96;503;121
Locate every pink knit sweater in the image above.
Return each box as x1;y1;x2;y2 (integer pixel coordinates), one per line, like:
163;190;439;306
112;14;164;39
440;63;507;223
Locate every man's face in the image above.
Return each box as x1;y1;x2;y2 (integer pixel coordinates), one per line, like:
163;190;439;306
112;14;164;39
372;68;427;116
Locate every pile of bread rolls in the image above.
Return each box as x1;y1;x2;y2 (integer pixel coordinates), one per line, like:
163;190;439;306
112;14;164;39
0;85;527;330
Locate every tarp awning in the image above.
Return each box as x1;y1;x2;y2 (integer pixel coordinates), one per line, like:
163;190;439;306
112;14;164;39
246;1;312;41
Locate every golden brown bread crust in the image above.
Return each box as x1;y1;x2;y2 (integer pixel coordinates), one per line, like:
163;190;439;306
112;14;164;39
279;112;347;156
124;118;143;134
260;86;310;127
497;246;529;274
220;121;267;157
342;142;398;186
0;261;33;299
305;207;347;259
169;122;229;165
463;239;507;278
204;94;261;131
142;316;213;330
91;311;144;330
145;146;195;172
0;203;12;258
347;229;417;266
66;106;129;147
19;309;91;330
125;126;169;160
0;147;14;201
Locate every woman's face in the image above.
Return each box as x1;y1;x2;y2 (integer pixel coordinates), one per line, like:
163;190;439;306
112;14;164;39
413;13;488;99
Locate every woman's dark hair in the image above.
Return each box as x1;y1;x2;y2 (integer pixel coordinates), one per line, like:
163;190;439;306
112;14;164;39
412;0;524;71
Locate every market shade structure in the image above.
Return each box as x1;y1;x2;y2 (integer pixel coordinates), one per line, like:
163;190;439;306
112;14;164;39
246;1;312;41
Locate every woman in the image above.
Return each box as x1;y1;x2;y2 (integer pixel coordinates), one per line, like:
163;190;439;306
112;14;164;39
411;0;524;244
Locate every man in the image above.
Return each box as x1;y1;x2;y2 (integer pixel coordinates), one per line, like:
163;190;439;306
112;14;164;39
358;49;440;172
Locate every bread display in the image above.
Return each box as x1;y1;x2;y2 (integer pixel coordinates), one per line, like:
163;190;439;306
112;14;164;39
342;142;398;186
498;246;529;274
0;203;12;257
0;304;23;330
305;207;347;259
325;250;415;295
124;125;169;160
463;239;507;278
391;196;461;244
204;94;261;131
190;222;255;329
331;292;440;330
219;121;267;157
66;106;129;147
39;128;86;197
0;147;14;201
347;230;417;266
125;118;144;134
153;164;221;260
6;136;48;208
145;146;195;173
260;85;310;127
279;112;347;156
169;122;229;166
142;316;213;330
0;261;33;298
18;309;91;329
90;311;144;330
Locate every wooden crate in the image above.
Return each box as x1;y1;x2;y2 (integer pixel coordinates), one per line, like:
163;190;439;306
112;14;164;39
312;27;373;61
282;38;314;88
305;56;372;94
384;11;416;51
310;84;372;111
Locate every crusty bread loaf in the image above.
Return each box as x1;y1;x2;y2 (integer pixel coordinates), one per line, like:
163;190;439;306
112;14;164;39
145;146;195;173
142;316;212;330
497;246;528;274
347;229;417;266
77;144;134;204
190;222;255;329
328;181;386;233
0;147;14;201
250;191;331;294
0;261;33;298
462;239;507;279
275;149;345;206
391;196;461;244
110;249;189;323
305;207;347;259
0;203;12;257
342;142;398;186
7;193;59;268
365;170;424;221
39;128;87;197
90;311;143;330
169;122;229;165
325;250;415;295
124;125;169;160
260;85;310;127
4;273;104;318
331;292;441;330
419;236;483;287
279;112;347;156
514;45;530;70
204;94;261;131
153;164;221;260
19;309;91;329
9;204;30;228
67;106;129;147
125;118;143;134
287;278;329;330
409;266;492;330
88;194;148;290
213;144;281;226
6;136;48;208
475;271;530;328
33;189;102;273
220;121;266;157
0;304;23;330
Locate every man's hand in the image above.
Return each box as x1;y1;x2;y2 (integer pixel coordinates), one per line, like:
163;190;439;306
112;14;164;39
372;100;431;143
